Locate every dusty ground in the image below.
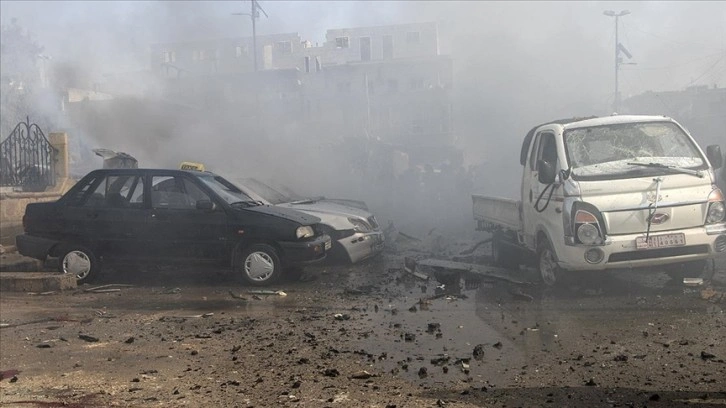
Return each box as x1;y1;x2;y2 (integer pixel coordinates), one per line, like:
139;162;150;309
1;238;725;408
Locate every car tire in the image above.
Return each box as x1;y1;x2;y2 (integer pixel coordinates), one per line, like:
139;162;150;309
663;260;708;281
537;238;561;287
57;244;100;285
492;232;520;270
237;244;282;286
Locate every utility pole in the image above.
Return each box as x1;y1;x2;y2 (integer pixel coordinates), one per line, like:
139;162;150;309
232;0;268;72
603;10;632;112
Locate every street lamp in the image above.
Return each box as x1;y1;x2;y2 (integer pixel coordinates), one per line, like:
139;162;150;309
603;9;630;112
232;0;268;72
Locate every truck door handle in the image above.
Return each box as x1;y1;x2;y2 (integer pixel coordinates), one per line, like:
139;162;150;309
529;189;533;203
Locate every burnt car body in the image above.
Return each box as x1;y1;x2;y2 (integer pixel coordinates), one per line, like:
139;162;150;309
232;178;384;264
16;168;331;285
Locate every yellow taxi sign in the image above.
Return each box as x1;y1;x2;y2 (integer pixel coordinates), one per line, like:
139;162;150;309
180;161;205;171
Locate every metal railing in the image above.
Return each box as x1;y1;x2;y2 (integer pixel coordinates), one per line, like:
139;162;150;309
0;117;57;191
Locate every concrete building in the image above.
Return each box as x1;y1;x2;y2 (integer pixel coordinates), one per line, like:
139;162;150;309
622;85;726;148
147;22;453;148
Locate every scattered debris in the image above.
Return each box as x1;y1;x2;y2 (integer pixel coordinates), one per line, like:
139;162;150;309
333;314;350;321
248;290;287;297
700;351;716;360
84;284;134;293
78;334;99;343
584;378;597;386
683;278;704;286
403;257;430;280
418;367;428;378
509;289;534;301
701;288;724;303
473;344;485;360
124;337;135;344
492;342;503;349
459;238;493;255
163;288;182;294
323;368;340;377
349;370;376;379
228;290;248;300
0;370;20;381
406;258;532;285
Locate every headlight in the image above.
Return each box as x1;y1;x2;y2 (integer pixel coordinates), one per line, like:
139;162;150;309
574;209;603;245
577;223;600;245
706;201;725;224
348;217;371;232
296;226;314;239
706;189;725;224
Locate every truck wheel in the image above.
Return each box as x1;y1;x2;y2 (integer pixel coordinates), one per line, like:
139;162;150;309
237;244;282;286
492;233;519;269
58;245;100;285
663;260;707;281
537;239;561;287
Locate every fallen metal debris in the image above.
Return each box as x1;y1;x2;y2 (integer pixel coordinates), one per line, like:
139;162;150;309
406;258;532;285
403;257;430;280
459;238;493;255
84;284;134;293
248;290;287;297
228;290;248;300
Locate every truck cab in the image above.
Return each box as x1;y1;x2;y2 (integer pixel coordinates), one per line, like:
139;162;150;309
475;115;725;285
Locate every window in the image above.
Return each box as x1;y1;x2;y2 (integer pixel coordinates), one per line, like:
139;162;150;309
275;41;292;55
406;31;420;44
410;78;424;90
163;51;176;63
535;133;557;169
335;37;349;48
151;176;211;210
235;45;248;58
82;175;144;208
304;56;310;73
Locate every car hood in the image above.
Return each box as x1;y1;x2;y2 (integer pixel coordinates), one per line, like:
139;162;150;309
277;201;377;231
278;200;372;219
243;205;321;225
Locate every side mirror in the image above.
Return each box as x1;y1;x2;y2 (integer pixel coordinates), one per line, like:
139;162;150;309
706;145;723;169
537;160;557;184
196;199;214;211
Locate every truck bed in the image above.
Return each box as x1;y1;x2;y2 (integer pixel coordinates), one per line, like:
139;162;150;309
472;195;522;232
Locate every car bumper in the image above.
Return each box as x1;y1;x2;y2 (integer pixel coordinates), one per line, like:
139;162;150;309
338;230;385;264
557;225;726;271
279;234;331;265
16;234;57;261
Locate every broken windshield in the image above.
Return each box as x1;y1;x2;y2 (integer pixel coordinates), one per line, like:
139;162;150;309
197;174;255;205
564;121;706;180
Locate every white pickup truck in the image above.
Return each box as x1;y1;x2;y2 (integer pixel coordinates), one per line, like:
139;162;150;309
473;115;726;285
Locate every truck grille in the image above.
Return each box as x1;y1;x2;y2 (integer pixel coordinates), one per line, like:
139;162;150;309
608;245;709;263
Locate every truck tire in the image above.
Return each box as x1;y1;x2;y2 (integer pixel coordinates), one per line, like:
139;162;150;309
537;238;561;287
663;260;708;282
491;232;520;269
237;244;282;286
57;244;100;285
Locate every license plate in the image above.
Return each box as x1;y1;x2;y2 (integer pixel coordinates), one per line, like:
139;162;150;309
635;233;685;250
324;240;332;251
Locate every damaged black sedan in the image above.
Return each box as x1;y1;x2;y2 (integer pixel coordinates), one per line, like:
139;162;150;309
16;168;331;285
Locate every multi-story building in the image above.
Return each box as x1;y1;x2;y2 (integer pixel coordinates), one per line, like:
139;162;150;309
148;22;454;159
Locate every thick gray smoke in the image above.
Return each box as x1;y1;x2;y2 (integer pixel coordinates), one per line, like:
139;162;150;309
1;1;724;235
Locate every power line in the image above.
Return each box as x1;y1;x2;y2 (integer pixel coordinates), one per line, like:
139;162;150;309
683;53;726;88
622;21;724;52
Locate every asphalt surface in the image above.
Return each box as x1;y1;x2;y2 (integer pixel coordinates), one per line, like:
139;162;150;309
1;240;725;407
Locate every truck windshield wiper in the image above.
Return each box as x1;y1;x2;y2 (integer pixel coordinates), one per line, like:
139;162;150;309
230;200;264;207
289;196;325;205
626;162;703;178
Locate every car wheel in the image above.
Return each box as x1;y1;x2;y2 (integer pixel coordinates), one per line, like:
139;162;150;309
58;245;100;284
238;244;282;286
537;238;561;287
492;232;519;269
663;260;708;281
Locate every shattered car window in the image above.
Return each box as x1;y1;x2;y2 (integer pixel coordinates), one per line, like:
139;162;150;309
565;121;705;178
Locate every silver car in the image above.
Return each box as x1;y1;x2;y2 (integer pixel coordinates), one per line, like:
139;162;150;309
233;178;385;264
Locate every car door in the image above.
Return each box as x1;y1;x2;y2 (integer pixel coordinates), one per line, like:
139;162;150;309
147;173;229;262
522;130;562;249
61;171;149;259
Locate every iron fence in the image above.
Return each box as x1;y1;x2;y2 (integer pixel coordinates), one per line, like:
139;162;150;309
0;117;57;191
